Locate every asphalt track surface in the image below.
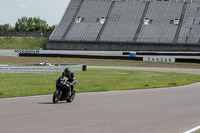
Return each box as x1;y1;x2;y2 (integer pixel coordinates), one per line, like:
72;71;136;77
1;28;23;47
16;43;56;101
0;66;200;133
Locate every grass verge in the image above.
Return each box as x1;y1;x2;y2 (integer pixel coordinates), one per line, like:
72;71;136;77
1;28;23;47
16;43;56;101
0;69;200;98
0;37;47;49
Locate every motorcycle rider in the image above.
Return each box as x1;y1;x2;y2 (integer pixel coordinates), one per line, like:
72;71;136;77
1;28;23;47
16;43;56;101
62;68;76;96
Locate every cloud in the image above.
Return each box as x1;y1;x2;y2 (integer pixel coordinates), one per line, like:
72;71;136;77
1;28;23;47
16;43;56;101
18;4;28;9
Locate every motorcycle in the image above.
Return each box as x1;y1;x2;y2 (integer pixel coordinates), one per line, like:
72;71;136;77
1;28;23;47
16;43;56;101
52;76;76;104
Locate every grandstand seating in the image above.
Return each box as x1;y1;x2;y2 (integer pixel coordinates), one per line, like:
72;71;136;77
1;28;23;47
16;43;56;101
100;1;146;42
49;0;82;41
178;3;200;44
47;0;200;51
64;0;112;41
137;2;183;43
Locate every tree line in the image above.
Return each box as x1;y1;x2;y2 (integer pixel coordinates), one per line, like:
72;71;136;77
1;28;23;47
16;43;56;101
0;17;55;33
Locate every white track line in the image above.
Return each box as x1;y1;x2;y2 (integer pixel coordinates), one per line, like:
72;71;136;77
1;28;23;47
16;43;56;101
0;95;51;101
183;125;200;133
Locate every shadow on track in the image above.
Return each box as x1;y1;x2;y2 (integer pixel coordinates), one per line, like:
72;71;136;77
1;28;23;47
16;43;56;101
38;102;54;104
38;102;67;104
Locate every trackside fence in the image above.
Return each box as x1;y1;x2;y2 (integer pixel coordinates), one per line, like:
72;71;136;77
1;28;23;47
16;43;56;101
0;65;86;74
0;32;51;38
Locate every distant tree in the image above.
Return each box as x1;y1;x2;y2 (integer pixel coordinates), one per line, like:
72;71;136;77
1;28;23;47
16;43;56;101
33;17;48;32
0;24;14;32
27;17;35;32
46;25;55;32
15;17;28;32
15;17;51;32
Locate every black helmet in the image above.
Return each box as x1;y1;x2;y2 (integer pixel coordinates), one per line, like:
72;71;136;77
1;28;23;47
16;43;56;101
64;68;70;76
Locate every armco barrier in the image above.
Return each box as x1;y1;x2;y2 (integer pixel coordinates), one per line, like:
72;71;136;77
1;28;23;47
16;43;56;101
0;65;87;74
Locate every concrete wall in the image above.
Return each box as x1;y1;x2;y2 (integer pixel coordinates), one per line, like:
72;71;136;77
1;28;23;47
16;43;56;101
46;41;200;51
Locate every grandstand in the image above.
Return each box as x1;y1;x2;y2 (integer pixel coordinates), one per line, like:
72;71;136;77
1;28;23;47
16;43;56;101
47;0;200;51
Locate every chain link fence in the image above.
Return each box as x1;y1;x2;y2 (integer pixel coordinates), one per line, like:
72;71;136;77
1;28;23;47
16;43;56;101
0;32;51;38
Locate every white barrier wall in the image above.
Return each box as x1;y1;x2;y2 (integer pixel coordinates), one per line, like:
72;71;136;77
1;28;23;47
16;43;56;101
0;65;84;74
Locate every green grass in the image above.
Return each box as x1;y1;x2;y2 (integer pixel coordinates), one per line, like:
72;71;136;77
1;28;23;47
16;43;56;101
0;69;200;98
0;37;47;49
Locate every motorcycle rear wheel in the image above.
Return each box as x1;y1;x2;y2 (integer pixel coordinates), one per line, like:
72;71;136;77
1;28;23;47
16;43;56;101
53;90;62;104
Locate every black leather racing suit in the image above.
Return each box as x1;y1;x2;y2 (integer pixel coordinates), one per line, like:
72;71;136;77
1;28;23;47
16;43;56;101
62;71;76;93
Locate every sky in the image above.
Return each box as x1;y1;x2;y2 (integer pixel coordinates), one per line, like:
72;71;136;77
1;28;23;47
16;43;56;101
0;0;71;26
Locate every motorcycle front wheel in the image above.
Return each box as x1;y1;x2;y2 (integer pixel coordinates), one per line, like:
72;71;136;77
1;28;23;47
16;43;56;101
67;90;75;103
53;90;62;104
